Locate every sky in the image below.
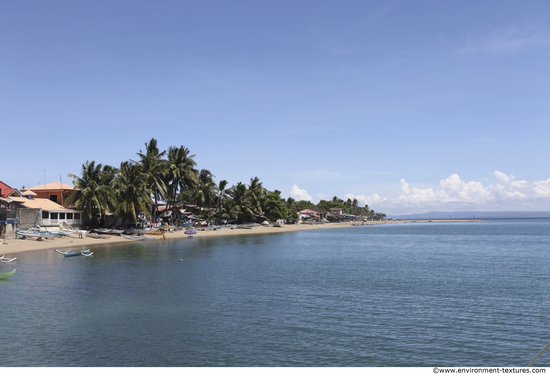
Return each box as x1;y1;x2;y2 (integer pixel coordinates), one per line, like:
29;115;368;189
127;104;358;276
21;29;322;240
1;1;550;215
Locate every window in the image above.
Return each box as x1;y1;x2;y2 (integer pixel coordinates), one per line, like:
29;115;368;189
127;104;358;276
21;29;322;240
74;213;81;220
42;211;49;219
49;194;58;203
67;213;73;220
59;213;65;220
50;213;58;220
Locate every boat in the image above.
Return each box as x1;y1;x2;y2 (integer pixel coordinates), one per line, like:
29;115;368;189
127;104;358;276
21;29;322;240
147;232;164;235
17;231;57;240
121;234;154;241
87;233;109;239
94;228;113;234
0;269;16;280
0;256;17;264
55;249;91;257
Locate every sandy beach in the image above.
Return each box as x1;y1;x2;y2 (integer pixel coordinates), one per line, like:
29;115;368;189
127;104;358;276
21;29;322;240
0;220;480;257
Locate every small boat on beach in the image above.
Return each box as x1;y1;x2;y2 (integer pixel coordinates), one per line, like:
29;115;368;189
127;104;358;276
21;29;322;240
0;269;16;280
121;234;154;241
87;233;109;239
17;230;57;240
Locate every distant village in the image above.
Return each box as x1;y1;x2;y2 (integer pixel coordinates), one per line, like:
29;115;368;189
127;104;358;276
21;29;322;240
0;176;387;240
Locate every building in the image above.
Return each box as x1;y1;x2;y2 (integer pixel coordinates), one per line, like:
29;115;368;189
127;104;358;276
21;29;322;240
330;208;343;216
9;196;84;230
0;181;21;199
298;208;327;222
22;182;77;206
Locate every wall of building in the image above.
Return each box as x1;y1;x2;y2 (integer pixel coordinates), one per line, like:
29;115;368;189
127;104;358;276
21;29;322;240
16;208;41;230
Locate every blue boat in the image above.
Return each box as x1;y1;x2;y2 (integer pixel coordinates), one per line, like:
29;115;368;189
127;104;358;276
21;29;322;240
55;249;92;257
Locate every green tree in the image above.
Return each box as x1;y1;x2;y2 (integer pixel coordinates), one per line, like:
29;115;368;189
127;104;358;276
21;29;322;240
295;200;315;212
166;145;198;209
113;161;152;225
188;169;217;208
264;190;288;221
67;161;116;227
134;138;167;217
248;176;265;215
228;182;255;223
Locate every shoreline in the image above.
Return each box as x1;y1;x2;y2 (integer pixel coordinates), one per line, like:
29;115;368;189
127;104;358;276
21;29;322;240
0;220;482;257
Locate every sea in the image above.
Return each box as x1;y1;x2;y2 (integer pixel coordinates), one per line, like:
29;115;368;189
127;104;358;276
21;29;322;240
1;219;550;367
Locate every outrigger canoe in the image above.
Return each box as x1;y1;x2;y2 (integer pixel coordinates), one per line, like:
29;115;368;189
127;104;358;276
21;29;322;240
55;249;92;257
0;256;17;264
0;269;16;280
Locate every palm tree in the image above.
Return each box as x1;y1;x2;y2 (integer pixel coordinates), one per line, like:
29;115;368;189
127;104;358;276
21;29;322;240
228;182;255;223
216;197;239;223
67;161;116;227
248;176;265;215
189;169;217;209
165;145;198;209
134;138;167;217
113;161;152;225
216;179;229;208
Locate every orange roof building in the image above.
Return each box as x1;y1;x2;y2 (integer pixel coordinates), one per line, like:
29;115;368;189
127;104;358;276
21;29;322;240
22;182;78;207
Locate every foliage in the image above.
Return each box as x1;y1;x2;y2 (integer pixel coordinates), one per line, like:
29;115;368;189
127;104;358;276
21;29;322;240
113;161;152;225
67;161;116;226
294;200;315;212
263;190;288;221
68;139;385;227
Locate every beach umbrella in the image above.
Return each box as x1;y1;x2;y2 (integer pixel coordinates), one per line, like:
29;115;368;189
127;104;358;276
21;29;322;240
184;229;197;235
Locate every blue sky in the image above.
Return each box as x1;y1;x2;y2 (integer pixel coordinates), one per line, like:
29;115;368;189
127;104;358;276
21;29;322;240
2;1;550;215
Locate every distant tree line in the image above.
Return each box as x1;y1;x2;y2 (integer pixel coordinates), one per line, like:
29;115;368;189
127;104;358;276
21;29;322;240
67;138;385;227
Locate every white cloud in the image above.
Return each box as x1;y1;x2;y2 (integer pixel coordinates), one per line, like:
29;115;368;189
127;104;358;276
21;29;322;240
347;171;550;214
289;185;312;202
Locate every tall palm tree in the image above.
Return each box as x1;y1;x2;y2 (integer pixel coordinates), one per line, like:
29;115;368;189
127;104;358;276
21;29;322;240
248;176;265;215
113;161;152;225
165;145;198;209
134;138;167;217
228;182;255;223
67;161;116;227
216;179;229;208
189;169;217;209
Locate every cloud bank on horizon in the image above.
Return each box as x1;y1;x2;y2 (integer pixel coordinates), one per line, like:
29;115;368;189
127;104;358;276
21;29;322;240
290;172;550;215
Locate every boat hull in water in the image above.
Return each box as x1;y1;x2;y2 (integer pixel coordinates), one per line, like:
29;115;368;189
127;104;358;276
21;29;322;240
0;269;16;279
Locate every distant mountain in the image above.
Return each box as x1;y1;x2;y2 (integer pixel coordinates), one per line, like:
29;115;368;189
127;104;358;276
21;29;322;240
391;211;550;220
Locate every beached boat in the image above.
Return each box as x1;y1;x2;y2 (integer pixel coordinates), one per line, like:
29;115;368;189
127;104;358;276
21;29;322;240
147;232;164;235
94;228;113;234
0;269;16;280
121;234;154;241
17;230;57;240
87;233;109;239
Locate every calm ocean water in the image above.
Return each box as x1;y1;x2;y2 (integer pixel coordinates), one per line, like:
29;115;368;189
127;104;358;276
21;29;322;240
1;220;550;367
